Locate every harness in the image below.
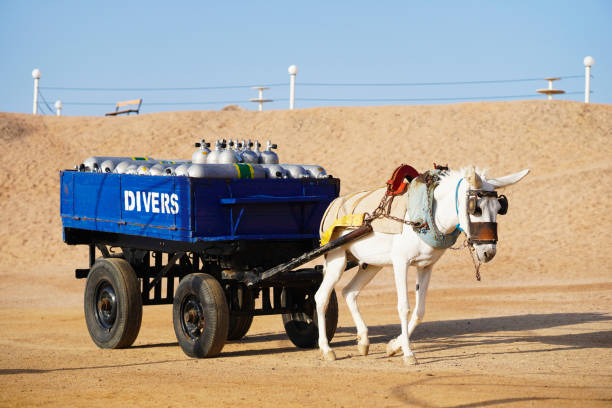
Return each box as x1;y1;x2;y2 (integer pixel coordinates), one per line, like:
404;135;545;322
405;170;461;249
365;167;460;249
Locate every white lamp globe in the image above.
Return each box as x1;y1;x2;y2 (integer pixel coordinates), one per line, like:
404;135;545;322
583;56;595;67
32;68;42;79
54;100;63;109
288;65;299;75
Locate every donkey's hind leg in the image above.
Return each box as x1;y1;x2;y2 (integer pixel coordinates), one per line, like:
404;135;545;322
341;263;382;356
315;248;346;361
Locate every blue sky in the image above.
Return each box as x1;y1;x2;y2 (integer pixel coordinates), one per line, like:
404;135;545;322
1;1;610;116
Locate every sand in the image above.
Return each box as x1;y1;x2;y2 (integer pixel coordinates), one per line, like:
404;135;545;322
0;100;611;406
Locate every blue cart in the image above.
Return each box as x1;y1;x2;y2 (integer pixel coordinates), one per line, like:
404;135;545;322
61;170;341;357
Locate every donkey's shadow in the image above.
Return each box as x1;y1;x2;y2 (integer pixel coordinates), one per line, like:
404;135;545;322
332;312;612;352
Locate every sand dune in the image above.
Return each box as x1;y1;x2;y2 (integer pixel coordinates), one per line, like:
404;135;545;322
1;100;610;282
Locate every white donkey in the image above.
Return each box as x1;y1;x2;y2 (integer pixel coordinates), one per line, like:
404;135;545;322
315;166;529;364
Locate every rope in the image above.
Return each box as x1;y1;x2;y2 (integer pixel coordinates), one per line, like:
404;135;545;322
37;89;55;114
40;83;286;91
299;74;585;87
296;91;585;103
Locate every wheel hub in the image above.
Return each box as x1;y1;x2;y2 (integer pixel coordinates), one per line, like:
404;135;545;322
95;281;117;330
181;296;205;340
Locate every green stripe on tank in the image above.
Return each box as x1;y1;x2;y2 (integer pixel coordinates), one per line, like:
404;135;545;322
234;163;254;179
132;157;149;161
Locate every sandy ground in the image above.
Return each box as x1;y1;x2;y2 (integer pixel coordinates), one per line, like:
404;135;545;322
1;100;611;406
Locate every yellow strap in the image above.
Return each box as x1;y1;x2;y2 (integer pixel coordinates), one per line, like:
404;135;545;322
320;213;365;246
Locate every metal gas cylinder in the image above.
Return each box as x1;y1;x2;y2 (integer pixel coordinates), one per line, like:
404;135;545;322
124;164;139;175
280;164;308;179
253;141;264;163
84;156;152;172
149;164;165;176
218;141;239;164
100;159;118;173
299;164;328;179
206;140;223;164
159;160;188;176
259;140;279;164
114;161;132;174
191;139;211;164
174;163;191;176
240;140;259;163
260;164;289;179
137;165;152;175
187;163;265;179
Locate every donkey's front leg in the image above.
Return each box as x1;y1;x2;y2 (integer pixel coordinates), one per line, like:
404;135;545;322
392;259;417;365
314;249;346;361
387;265;432;358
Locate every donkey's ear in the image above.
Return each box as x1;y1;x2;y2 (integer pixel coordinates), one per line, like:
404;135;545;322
486;169;530;188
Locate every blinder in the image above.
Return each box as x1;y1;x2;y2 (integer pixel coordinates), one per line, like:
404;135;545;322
498;194;508;215
467;190;509;216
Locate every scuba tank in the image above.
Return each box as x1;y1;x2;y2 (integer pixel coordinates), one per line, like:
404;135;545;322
174;162;191;176
83;156;152;172
149;164;165;176
259;140;279;164
260;164;289;179
218;141;239;164
187;163;266;179
206;140;223;164
280;164;308;179
191;139;211;164
253;141;263;163
299;164;328;179
137;164;151;175
241;140;259;164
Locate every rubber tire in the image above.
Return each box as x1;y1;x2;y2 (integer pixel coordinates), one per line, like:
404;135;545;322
84;258;142;349
282;289;338;349
227;289;255;340
173;273;229;358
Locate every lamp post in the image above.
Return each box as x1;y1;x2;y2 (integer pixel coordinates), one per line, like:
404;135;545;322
54;100;63;116
584;56;594;103
288;65;298;110
32;69;42;114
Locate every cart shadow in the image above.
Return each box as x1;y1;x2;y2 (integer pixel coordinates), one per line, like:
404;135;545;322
0;359;186;375
131;342;179;349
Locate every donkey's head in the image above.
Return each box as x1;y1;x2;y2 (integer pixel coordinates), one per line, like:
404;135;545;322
456;166;529;263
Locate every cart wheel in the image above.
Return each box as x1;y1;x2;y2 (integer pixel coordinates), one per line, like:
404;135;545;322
173;273;229;358
84;258;142;349
281;288;338;348
227;288;255;340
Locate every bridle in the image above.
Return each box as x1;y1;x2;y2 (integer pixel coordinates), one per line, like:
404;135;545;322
455;178;508;245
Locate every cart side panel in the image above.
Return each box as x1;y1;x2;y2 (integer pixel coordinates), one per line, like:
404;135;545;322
191;178;339;241
61;172;192;241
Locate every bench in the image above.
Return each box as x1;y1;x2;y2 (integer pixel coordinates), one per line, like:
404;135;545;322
105;99;142;116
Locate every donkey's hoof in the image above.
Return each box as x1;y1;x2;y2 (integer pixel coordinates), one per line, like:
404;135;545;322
386;342;399;357
322;350;337;361
403;354;419;366
358;344;369;356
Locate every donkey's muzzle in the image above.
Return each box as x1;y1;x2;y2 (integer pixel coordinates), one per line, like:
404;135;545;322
468;222;498;244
